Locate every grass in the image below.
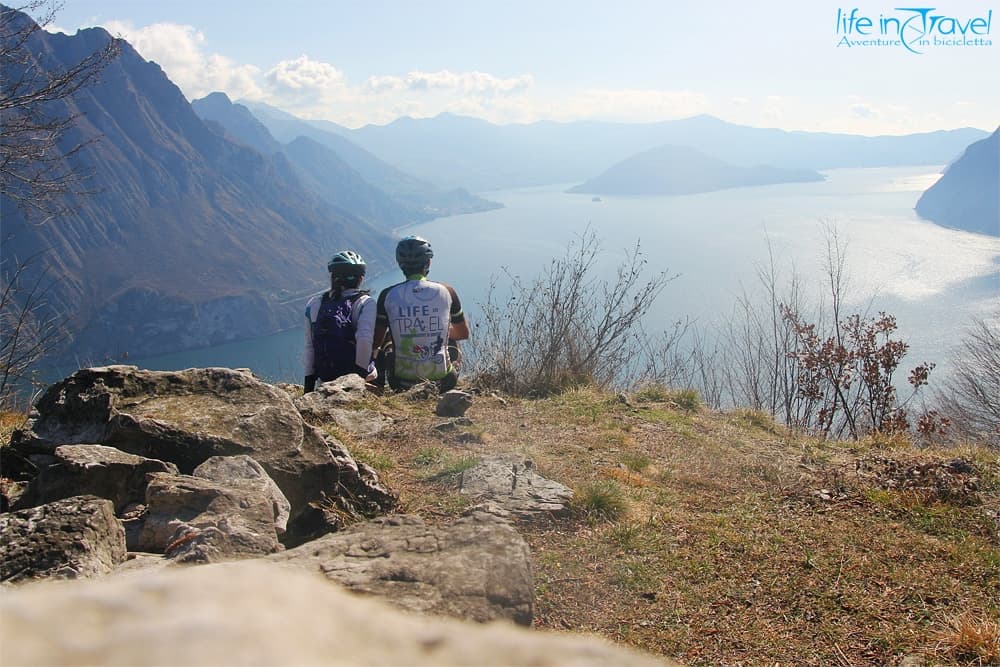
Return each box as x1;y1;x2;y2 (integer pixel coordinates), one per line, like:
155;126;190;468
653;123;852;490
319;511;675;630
219;382;1000;665
620;451;652;472
428;453;481;484
573;479;628;521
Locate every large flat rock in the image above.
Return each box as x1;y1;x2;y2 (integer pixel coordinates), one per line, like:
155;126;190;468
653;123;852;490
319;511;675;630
0;561;680;666
268;511;534;625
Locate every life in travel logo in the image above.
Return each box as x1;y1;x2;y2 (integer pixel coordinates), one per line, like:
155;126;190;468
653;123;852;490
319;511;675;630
836;8;994;53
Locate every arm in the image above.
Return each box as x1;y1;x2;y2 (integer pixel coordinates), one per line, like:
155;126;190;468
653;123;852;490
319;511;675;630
303;300;318;392
449;319;470;341
446;285;469;341
353;295;377;376
372;287;390;351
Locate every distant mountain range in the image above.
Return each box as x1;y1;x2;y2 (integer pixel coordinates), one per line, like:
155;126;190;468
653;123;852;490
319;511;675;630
247;111;989;193
916;128;1000;237
240;101;499;218
0;9;399;362
568;145;824;196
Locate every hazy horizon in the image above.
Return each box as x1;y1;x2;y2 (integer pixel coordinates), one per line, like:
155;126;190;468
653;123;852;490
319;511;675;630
45;1;999;135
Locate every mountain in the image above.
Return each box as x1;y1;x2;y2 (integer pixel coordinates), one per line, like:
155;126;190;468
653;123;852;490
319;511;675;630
242;101;500;217
0;9;393;362
190;91;282;156
568;145;824;196
915;129;1000;236
337;113;989;192
192;93;418;229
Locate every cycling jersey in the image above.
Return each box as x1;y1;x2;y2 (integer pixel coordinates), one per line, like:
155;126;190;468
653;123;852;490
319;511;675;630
304;288;375;379
375;276;464;384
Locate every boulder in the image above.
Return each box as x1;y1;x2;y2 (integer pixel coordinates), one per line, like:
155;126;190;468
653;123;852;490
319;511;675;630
194;455;290;534
9;366;397;529
460;454;574;519
402;381;439;400
12;444;178;513
268;511;534;625
436;390;473;417
0;561;679;667
294;374;368;415
0;496;126;583
135;472;281;561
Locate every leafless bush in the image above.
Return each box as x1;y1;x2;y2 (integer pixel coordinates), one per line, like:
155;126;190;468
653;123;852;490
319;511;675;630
0;249;67;409
1;2;120;223
469;229;676;396
935;313;1000;448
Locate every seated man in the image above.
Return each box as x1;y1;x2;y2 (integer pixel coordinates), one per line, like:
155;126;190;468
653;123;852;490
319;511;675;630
373;236;469;391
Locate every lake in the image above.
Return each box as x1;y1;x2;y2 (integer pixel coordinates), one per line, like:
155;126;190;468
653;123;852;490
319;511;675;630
123;166;1000;388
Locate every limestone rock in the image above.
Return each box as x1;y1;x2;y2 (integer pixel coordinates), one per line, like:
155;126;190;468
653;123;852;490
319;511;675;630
0;496;126;583
136;472;281;561
294;374;368;421
194;455;290;534
402;381;439;400
12;444;178;513
0;561;679;667
8;366;397;530
460;454;574;519
269;512;534;625
328;407;393;436
436;390;473;417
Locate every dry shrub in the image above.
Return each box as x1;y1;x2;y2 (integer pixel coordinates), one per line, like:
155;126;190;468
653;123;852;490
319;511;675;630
469;229;674;397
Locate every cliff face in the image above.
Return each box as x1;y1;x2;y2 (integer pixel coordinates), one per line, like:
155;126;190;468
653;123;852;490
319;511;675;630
916;128;1000;236
0;10;393;361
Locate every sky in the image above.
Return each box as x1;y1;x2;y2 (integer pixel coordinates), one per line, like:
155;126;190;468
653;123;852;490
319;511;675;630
38;0;1000;134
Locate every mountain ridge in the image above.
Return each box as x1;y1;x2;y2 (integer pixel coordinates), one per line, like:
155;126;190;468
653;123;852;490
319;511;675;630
321;111;988;192
1;8;393;361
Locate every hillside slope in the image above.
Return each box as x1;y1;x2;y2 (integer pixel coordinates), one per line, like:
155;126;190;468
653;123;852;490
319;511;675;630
337;386;999;667
916;128;1000;236
0;10;393;360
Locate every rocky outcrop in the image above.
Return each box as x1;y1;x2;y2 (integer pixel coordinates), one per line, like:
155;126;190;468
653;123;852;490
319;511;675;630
0;561;678;667
460;454;574;519
269;511;534;625
12;444;178;513
0;496;126;583
9;366;397;530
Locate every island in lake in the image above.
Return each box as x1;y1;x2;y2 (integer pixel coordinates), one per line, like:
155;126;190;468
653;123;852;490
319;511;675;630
568;144;825;196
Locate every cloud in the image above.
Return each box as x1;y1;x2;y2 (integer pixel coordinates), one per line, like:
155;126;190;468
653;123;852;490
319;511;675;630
851;103;878;118
101;20;262;100
265;56;346;94
366;70;534;96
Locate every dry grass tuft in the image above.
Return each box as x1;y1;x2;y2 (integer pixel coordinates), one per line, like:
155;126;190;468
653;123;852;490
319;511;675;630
933;613;1000;664
0;410;27;447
